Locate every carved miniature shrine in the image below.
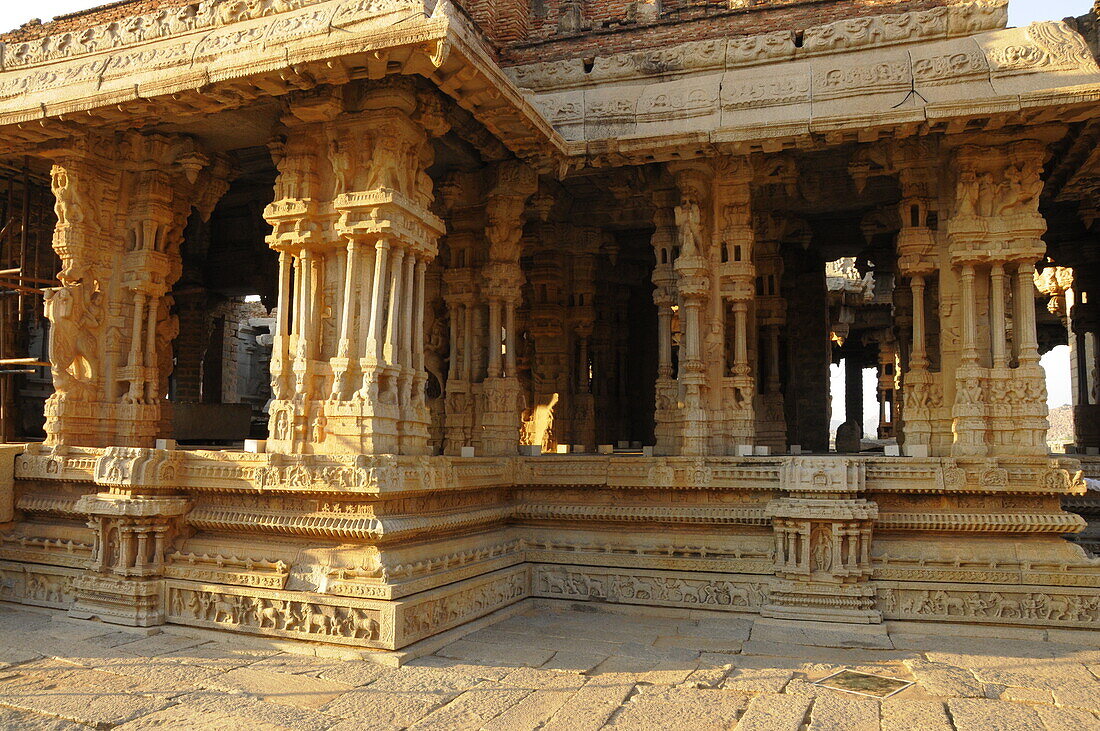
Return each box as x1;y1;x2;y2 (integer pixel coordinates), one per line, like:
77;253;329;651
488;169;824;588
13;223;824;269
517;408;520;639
1;0;1100;651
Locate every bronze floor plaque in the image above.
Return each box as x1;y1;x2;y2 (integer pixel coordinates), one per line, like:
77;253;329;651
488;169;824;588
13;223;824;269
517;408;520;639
811;669;914;698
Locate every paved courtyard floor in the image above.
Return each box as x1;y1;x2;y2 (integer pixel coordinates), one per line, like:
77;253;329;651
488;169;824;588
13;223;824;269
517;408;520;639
0;602;1097;729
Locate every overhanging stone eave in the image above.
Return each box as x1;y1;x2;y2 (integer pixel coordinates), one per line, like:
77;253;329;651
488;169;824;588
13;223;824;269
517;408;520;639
564;83;1100;168
0;0;570;170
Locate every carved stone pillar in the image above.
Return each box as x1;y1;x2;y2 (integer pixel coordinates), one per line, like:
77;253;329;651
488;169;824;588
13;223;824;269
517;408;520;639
479;162;536;456
752;215;793;452
440;222;478;455
264;85;446;456
874;336;898;439
568;230;599;452
70;448;191;626
524;210;570;453
650;191;680;456
714;159;756;455
669;164;714;457
945;141;1048;456
891;148;944;456
42;133;230;450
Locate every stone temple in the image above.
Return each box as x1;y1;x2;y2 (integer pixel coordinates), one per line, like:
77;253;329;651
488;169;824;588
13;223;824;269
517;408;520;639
0;0;1099;653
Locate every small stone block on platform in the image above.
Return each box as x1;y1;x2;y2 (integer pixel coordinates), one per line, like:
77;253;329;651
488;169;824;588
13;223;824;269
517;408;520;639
789;444;801;455
518;445;542;456
736;444;754;456
642;446;654;456
598;444;614;454
155;439;177;450
884;444;901;456
555;445;569;454
244;439;266;453
617;441;629;449
460;446;476;458
904;444;930;458
572;445;588;453
754;446;769;456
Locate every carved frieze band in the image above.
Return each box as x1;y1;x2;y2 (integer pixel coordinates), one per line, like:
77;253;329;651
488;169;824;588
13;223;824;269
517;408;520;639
0;560;80;608
875;580;1100;628
166;579;389;647
507;3;1011;90
532;564;770;612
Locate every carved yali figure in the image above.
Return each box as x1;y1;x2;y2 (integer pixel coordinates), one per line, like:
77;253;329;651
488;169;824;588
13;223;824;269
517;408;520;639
44;282;102;400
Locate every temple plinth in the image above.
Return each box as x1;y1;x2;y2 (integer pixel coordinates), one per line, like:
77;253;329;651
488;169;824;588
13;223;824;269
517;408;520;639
0;0;1099;650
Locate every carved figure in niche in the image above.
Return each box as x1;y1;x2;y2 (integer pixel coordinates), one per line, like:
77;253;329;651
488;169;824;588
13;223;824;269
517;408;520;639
272;409;290;440
194;591;215;620
364;125;403;192
327;131;353;196
976;172;996;217
152;301;179;403
51;166;83;227
379;377;397;405
810;524;833;573
311;415;327;443
558;0;585;32
995;165;1041;215
181;590;201;619
424;315;448;391
956;378;982;405
674;192;703;258
240;597;261;626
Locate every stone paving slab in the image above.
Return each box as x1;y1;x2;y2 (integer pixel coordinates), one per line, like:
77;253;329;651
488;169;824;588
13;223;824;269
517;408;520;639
0;604;1098;730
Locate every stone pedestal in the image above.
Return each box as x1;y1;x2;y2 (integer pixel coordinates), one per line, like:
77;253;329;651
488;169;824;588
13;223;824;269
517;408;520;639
763;457;879;623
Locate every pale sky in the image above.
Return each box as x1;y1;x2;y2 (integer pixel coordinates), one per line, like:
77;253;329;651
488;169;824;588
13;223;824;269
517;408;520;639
0;0;1085;424
0;0;1094;34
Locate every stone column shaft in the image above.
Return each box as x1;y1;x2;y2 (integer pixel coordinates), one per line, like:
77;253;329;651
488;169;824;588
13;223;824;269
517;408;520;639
990;262;1007;367
911;275;927;369
414;260;426;374
504;300;516;378
960;263;979;365
1016;262;1039;365
488;299;502;377
657;308;673;378
338;240;360;354
366;241;390;361
384;248;406;364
